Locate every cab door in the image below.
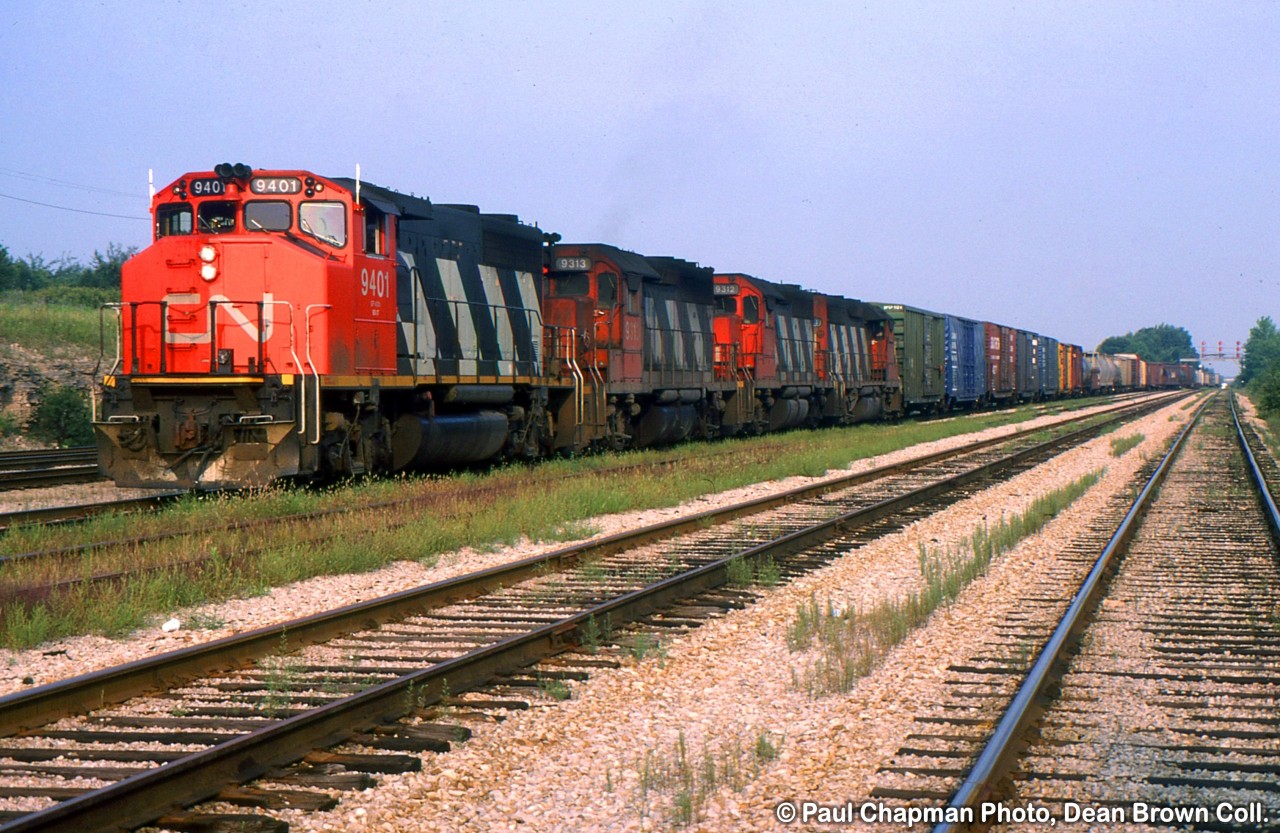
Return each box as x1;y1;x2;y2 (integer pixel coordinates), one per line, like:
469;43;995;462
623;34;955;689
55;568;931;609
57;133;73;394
352;203;397;373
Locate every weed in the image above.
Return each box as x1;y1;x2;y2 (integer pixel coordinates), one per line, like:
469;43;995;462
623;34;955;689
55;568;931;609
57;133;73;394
537;675;572;701
788;469;1103;697
1108;433;1144;457
726;554;782;588
632;727;782;826
628;632;665;662
185;611;227;630
258;654;303;716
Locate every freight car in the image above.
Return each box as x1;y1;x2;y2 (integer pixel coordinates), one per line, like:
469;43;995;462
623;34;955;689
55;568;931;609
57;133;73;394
1058;343;1084;396
944;314;987;409
879;303;946;414
984;323;1018;404
94;164;1211;490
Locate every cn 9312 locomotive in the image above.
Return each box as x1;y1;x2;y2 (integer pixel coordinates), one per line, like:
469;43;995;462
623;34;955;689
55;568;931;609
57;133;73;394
95;164;1208;490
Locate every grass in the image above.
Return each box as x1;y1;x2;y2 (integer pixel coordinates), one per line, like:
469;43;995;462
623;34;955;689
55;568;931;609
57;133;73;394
725;554;782;588
0;399;1089;650
537;674;572;701
1108;433;1145;457
0;300;103;353
633;728;784;826
787;468;1105;697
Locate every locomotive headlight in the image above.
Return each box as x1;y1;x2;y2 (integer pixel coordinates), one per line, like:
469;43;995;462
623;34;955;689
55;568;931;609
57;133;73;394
199;245;217;263
200;263;217;282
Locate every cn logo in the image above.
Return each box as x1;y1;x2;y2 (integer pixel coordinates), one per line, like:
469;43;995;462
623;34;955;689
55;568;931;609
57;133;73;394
162;293;275;344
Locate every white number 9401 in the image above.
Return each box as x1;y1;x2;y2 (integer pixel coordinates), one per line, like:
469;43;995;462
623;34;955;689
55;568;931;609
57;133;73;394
361;268;390;298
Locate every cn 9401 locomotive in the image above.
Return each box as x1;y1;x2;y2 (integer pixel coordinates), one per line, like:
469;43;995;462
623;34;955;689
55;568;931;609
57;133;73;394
94;165;899;489
95;165;1214;490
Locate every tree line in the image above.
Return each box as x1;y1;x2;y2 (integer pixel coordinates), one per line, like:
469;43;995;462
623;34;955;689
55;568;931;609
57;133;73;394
0;242;132;304
1095;323;1197;364
1240;316;1280;418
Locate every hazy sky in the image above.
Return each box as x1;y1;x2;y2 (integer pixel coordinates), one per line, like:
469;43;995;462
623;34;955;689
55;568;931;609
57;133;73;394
2;2;1275;374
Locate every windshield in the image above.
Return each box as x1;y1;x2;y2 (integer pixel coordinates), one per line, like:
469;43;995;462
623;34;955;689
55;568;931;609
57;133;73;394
197;201;237;234
245;200;291;232
551;272;589;297
157;203;192;238
299;201;346;247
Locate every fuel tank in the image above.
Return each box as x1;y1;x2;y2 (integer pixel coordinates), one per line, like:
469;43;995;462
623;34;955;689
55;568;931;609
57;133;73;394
391;411;509;470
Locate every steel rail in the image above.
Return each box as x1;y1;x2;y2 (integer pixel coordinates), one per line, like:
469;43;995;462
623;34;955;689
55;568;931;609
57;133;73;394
1231;394;1280;547
932;393;1216;833
0;493;183;536
0;446;101;490
0;395;1182;833
0;394;1173;740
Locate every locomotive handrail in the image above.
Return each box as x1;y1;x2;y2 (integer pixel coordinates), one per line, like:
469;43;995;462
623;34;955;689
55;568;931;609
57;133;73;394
207;298;267;373
93;303;126;423
303;304;331;444
644;321;714;388
425;295;549;377
264;300;301;383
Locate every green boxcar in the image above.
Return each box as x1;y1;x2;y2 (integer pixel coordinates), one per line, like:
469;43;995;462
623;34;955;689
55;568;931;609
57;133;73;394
878;303;946;413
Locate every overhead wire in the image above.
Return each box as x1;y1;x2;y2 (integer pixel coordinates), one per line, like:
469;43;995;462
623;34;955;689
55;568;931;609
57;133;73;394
0;190;147;220
0;165;140;198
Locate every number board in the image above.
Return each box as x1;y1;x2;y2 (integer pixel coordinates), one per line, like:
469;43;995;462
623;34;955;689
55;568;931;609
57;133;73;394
713;282;740;296
250;177;303;195
553;256;591;271
190;178;225;197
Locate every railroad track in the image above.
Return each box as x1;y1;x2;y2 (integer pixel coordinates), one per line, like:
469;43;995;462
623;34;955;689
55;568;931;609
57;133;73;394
869;392;1280;832
0;395;1179;606
0;393;1184;833
0;448;100;491
0;393;1150;534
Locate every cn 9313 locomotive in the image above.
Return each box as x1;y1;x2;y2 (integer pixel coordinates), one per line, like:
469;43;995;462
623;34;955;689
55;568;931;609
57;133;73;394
93;164;1202;490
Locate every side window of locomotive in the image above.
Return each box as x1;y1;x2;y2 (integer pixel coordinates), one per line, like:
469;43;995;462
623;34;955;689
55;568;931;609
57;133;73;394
299;201;347;248
597;272;618;310
551;272;590;296
363;203;387;255
244;201;291;232
157;203;192;238
197;201;237;234
742;295;761;324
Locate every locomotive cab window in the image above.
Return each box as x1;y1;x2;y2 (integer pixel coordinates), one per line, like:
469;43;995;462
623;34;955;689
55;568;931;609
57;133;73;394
299;201;347;248
550;272;589;297
363;203;388;256
244;201;291;232
597;272;618;310
157;203;192;238
742;294;761;324
714;294;737;315
197;201;237;234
